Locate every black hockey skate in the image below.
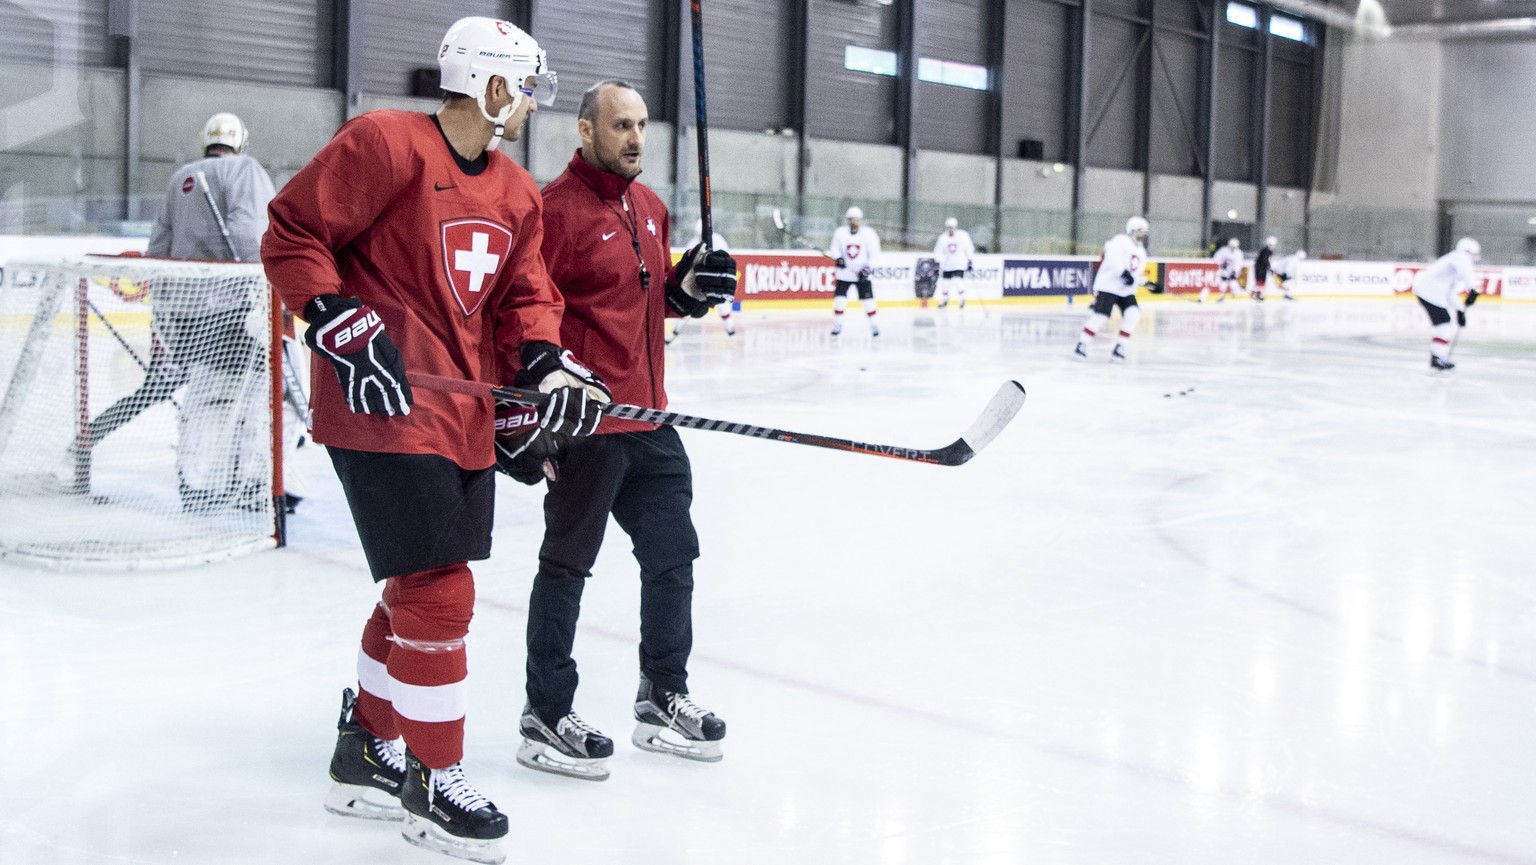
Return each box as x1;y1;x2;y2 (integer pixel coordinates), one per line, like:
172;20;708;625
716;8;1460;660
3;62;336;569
1072;342;1088;360
1431;354;1456;371
400;751;508;865
1110;344;1127;363
324;687;406;822
516;705;614;781
632;676;726;763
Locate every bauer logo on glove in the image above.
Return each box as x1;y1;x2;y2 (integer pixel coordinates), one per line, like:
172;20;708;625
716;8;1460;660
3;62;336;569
303;294;413;416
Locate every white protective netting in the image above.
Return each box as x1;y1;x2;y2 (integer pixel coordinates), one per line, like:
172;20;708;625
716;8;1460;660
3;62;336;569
0;256;281;569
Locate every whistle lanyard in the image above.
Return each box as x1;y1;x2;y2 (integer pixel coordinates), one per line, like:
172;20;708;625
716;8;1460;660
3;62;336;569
583;177;650;291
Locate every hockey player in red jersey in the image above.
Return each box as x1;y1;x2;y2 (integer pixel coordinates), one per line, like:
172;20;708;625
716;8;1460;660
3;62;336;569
498;80;737;782
262;17;606;865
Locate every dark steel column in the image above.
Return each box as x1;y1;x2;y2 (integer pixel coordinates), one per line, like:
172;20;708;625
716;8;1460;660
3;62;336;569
1070;0;1092;251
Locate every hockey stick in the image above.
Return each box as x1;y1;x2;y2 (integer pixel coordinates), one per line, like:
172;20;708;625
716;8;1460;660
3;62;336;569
771;208;838;262
690;0;715;248
195;169;240;262
412;372;1025;467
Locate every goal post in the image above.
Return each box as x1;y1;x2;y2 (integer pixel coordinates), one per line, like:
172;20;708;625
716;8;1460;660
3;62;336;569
0;254;287;569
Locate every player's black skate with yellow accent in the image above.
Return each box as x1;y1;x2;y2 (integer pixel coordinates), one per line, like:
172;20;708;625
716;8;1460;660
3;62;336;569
324;687;406;822
400;750;509;865
632;676;726;762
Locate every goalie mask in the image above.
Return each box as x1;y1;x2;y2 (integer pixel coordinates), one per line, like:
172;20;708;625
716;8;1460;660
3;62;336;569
202;113;247;155
438;17;557;151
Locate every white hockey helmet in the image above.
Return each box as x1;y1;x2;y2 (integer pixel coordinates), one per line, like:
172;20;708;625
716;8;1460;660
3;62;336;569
1295;250;1307;261
845;206;863;221
1265;236;1278;249
1227;237;1241;249
438;17;556;150
945;217;958;228
1125;216;1149;237
202;112;247;154
1456;237;1481;258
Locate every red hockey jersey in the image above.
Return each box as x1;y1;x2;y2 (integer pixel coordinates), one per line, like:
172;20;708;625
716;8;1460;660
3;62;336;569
263;110;563;468
540;151;676;435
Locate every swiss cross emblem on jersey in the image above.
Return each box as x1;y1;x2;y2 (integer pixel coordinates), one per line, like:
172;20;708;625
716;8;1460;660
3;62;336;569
846;244;862;261
440;218;514;316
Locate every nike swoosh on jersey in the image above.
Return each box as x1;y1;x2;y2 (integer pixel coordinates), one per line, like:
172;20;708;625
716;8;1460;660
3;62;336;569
602;231;618;241
434;182;456;191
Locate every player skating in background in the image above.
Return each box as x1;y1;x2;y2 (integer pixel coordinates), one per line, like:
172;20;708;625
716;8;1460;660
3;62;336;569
506;80;735;783
667;219;735;342
828;206;881;336
933;216;975;309
1074;216;1151;363
1204;237;1243;303
264;18;606;864
1271;248;1305;300
83;112;306;512
1251;236;1278;302
1412;237;1481;371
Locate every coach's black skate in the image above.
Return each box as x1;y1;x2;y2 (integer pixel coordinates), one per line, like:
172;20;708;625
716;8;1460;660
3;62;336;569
632;676;726;763
400;751;508;865
516;705;614;781
324;687;406;822
1431;354;1456;371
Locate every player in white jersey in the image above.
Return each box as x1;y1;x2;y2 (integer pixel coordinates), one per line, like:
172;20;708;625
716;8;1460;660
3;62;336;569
828;206;882;336
1205;237;1243;303
1272;249;1305;300
933;217;976;309
668;220;735;342
1074;216;1151;362
1412;237;1480;371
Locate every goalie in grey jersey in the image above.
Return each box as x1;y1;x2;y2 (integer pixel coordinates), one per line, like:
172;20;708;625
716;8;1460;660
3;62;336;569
85;112;306;511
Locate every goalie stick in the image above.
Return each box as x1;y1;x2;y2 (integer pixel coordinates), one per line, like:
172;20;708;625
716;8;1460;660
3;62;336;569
771;208;838;263
412;373;1024;467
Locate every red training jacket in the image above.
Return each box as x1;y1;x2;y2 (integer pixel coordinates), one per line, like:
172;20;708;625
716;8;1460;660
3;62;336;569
540;150;676;435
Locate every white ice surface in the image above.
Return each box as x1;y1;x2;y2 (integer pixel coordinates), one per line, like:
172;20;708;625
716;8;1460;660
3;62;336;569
2;299;1533;865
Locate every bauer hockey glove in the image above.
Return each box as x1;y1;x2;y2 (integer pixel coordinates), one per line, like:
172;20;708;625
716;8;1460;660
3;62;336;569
494;398;564;484
665;244;738;317
520;341;611;436
303;294;412;416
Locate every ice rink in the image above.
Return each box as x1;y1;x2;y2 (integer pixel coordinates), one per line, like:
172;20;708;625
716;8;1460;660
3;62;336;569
2;297;1533;865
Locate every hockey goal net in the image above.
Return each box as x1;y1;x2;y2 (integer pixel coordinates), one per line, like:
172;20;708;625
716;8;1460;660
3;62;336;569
0;255;285;569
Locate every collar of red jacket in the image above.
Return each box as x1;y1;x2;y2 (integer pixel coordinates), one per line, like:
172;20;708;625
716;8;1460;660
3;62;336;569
567;149;635;201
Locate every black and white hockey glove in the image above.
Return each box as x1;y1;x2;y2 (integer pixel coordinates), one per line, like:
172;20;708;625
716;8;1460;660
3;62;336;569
666;244;738;317
1119;269;1135;286
303;294;412;416
859;265;872;279
520;341;610;436
835;257;847;269
494;399;564;484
